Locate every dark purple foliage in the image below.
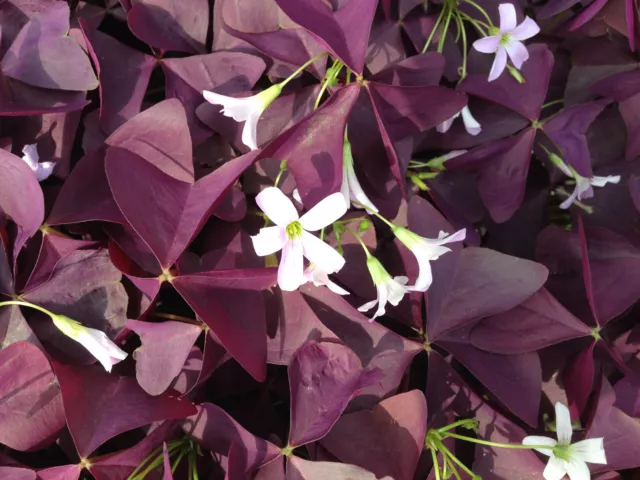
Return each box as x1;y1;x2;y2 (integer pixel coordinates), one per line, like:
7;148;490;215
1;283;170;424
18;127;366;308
0;0;639;478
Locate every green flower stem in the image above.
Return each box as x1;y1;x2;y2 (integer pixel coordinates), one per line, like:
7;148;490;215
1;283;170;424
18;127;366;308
429;444;442;480
423;8;446;53
443;453;462;480
0;300;54;317
542;99;564;109
554;187;594;214
279;52;329;89
454;13;468;80
171;447;188;473
436;439;478;480
458;11;489;35
189;447;199;480
437;419;478;433
345;227;371;257
462;0;494;27
273;161;288;188
437;6;453;54
441;432;555;450
351;201;396;229
315;59;344;109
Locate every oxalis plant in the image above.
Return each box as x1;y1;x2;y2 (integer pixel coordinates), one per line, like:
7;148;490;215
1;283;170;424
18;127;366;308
0;0;639;479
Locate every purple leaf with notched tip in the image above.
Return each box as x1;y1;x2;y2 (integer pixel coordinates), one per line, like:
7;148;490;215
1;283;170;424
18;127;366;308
37;465;81;480
320;390;427;480
470;288;591;354
288;340;382;447
183;403;281;472
105;99;194;183
460;44;554;121
54;362;197;458
80;23;156;136
106;148;260;269
127;320;203;396
1;3;98;91
0;306;39;348
286;457;393;480
127;0;209;54
274;0;377;74
0;148;44;258
0;342;65;452
369;52;446;87
428;247;549;340
172;269;277;382
0;468;36;480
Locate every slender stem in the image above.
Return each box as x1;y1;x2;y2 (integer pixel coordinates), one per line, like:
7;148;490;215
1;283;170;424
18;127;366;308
554;187;594;214
315;60;343;109
456;13;468;81
189;447;199;480
171;448;187;473
274;168;286;188
279;52;329;88
458;11;488;35
437;420;477;433
442;452;462;480
352;201;395;229
429;444;441;480
542;99;564;109
437;6;453;54
442;432;554;450
423;8;445;53
437;440;478;479
462;0;494;27
0;300;53;317
345;227;371;256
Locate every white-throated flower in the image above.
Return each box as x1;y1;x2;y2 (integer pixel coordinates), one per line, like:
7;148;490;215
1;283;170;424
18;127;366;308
436;106;482;136
358;255;409;322
392;227;466;292
548;153;620;209
523;402;606;480
251;187;347;292
21;144;56;182
342;134;378;212
472;3;540;82
203;84;282;150
51;314;127;372
303;264;349;295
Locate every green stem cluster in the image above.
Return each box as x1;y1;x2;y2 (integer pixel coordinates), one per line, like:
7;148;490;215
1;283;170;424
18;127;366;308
128;438;200;480
315;59;345;109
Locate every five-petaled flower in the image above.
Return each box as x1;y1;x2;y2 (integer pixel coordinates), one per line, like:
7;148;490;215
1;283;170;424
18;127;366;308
358;255;410;321
21;144;56;182
251;187;347;291
51;314;127;372
203;84;282;151
473;3;540;82
437;106;482;136
393;227;466;292
549;153;620;209
523;402;606;480
342;134;378;213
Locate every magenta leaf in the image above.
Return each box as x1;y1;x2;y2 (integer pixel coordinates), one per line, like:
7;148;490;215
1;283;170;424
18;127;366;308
0;341;65;451
0;468;36;480
287;340;382;447
127;320;203;396
286;457;393;480
36;465;82;480
54;362;196;458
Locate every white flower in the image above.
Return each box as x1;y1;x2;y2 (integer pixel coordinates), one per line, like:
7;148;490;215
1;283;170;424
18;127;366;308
51;314;127;372
202;84;282;150
523;402;606;480
472;3;540;81
549;153;620;209
342;135;378;212
392;227;466;292
251;187;347;292
436;106;482;136
358;255;409;321
303;264;349;295
21;144;56;182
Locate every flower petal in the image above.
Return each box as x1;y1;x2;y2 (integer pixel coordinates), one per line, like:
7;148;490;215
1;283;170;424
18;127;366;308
407;247;436;292
370;284;389;321
488;47;508;82
570;438;607;464
461;106;482;136
326;279;350;296
346;160;378;213
358;299;379;312
278;240;304;291
590;175;621;187
241;107;263;150
564;458;591;480
543;456;569;480
473;35;501;54
301;231;345;274
499;3;518;31
251;226;286;256
299;192;348;231
256;187;299;227
505;40;530;69
75;328;126;372
575;175;594;200
555;402;573;444
305;266;350;295
387;277;409;305
511;16;541;41
436;114;457;134
35;162;56;182
560;184;580;209
21;144;39;169
522;436;557;456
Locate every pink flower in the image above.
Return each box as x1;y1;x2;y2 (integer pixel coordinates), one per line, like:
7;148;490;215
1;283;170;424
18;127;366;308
436;106;482;136
358;255;410;321
342;135;378;212
303;264;349;295
21;144;56;182
472;3;540;82
251;187;347;291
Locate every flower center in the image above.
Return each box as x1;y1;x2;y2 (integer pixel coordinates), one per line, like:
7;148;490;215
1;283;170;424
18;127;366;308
553;443;572;461
286;221;303;240
499;33;512;47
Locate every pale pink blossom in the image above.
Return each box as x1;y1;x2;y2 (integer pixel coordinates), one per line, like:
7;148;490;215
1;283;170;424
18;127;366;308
342;136;378;212
21;144;56;182
251;187;347;291
303;264;349;295
358;256;410;321
473;4;540;82
523;403;606;480
436;106;482;136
